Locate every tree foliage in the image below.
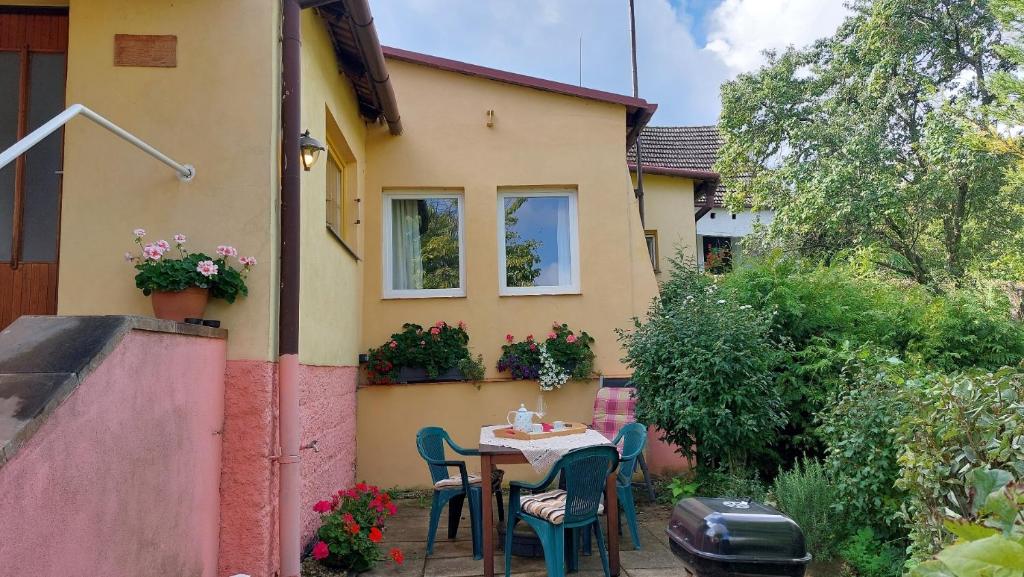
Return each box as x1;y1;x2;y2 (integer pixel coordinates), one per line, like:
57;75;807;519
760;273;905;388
717;0;1021;286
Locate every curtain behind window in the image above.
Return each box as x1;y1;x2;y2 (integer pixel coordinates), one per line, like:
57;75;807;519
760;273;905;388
391;199;423;289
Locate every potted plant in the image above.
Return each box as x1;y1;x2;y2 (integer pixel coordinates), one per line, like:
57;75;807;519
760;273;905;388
126;228;255;322
365;321;485;385
310;483;403;573
497;322;595;390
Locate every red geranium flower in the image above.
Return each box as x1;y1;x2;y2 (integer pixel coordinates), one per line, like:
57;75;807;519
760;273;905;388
390;548;404;565
348;522;361;535
387;502;398;515
369;527;383;543
313;500;332;513
312;541;330;560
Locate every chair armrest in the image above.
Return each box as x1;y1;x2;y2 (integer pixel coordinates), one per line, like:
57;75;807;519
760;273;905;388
421;457;468;468
444;435;479;456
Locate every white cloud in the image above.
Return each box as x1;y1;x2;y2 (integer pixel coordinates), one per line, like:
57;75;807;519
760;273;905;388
368;0;851;124
704;0;850;73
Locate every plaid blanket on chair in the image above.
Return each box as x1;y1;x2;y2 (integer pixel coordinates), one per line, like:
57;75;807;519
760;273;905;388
591;387;636;441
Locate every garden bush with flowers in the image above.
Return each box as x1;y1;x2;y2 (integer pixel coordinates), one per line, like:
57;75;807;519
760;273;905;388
365;321;485;384
310;483;403;572
497;323;595;390
126;228;255;302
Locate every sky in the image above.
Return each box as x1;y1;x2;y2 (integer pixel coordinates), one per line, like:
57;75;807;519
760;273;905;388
370;0;851;127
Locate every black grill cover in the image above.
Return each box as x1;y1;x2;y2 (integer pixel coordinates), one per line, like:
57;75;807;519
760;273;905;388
667;497;811;572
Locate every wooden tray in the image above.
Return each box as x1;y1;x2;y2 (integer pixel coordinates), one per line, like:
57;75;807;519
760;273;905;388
493;422;588;440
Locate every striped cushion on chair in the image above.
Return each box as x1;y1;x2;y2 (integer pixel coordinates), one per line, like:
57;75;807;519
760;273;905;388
520;489;604;525
434;473;482;489
591;387;637;441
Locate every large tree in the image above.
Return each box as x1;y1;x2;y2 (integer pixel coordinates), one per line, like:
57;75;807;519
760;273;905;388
717;0;1022;286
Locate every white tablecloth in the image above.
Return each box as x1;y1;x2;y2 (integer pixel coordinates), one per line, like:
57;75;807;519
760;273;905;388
480;425;613;471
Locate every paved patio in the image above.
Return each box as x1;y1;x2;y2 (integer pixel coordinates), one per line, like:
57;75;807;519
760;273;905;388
302;497;684;577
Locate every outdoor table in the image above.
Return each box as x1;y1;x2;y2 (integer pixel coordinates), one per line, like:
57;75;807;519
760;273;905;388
478;434;620;577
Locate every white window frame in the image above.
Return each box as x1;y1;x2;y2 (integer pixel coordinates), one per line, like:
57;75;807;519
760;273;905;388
497;189;581;296
382;191;466;299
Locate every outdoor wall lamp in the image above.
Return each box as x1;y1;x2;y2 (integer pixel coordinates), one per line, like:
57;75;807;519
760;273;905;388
299;130;325;171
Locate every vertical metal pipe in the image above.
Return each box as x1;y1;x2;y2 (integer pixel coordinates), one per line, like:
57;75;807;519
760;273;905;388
279;0;302;576
628;0;645;227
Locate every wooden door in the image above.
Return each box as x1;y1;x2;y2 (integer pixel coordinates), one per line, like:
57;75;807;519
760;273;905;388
0;8;68;330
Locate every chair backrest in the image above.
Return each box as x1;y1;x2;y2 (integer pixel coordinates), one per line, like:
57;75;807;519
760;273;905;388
555;445;619;526
416;426;453;486
615;422;648;486
591;386;637;441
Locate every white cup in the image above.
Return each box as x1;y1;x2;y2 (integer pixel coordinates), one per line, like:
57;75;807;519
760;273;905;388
553;421;565;430
531;423;543;433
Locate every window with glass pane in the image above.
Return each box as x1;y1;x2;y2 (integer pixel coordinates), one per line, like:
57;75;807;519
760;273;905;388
326;151;343;238
499;191;578;294
384;194;463;296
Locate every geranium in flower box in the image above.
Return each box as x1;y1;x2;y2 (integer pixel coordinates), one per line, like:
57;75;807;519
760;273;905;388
497;323;595;390
365;321;485;385
125;228;255;322
310;483;403;573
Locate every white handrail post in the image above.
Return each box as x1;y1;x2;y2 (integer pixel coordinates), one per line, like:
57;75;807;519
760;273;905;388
0;104;195;182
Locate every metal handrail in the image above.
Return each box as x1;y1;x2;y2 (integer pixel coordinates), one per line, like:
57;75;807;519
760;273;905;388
0;104;195;182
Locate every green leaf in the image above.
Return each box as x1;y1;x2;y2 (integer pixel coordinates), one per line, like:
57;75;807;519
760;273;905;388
944;519;999;542
972;469;1014;513
936;536;1024;576
909;560;958;577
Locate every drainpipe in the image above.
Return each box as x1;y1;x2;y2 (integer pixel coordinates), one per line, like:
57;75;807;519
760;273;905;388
279;0;302;576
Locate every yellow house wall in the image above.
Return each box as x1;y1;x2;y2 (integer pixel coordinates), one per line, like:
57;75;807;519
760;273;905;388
633;173;698;281
357;59;659;487
298;10;366;366
47;0;279;361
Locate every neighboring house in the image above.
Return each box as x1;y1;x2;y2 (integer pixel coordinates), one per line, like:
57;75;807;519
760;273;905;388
0;3;658;577
628;125;774;277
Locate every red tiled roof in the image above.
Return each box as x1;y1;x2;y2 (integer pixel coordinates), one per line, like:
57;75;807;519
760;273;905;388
628;126;726;207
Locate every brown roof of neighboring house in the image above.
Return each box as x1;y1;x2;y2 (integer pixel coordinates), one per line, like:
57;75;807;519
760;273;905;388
382;46;657;148
628;125;727;207
312;1;402;134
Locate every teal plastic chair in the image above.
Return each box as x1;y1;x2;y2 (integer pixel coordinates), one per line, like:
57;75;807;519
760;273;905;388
580;422;648;557
416;427;483;560
504;445;619;577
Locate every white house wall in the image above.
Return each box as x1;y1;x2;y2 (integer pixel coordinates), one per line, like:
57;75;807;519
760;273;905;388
696;208;774;237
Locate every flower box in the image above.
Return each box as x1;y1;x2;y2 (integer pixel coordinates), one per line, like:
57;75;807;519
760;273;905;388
394;366;467;384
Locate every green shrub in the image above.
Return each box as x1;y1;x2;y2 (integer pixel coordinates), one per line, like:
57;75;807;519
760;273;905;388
619;264;785;474
840;528;905;577
909;469;1024;577
894;367;1024;560
817;350;915;540
696;466;769;502
771;459;842;561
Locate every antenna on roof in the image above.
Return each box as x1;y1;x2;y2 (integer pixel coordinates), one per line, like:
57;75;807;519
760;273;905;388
578;35;583;86
629;0;646;227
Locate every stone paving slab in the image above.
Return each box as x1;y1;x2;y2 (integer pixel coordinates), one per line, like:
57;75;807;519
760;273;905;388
304;498;686;577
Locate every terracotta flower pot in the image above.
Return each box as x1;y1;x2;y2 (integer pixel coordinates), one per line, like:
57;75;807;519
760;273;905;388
150;287;209;322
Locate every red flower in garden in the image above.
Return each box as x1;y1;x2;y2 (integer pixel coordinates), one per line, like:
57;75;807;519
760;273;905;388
430;326;441;336
342;513;354;524
526;334;534;341
369;527;383;543
312;541;330;560
355;482;368;492
348;522;361;535
313;500;332;513
390;548;404;565
387;502;398;515
506;333;514;343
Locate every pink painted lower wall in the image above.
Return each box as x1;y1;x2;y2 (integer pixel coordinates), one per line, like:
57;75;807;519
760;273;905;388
0;330;226;577
647;426;693;476
218;361;357;577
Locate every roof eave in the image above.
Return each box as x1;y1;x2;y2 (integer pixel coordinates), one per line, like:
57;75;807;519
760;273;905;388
382;46;657;148
627;163;720;181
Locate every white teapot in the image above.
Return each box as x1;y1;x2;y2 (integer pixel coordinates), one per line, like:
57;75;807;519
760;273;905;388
507;403;540;433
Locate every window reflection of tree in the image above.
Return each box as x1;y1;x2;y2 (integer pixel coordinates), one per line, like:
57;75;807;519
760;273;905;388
418;199;461;289
504;197;543;287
